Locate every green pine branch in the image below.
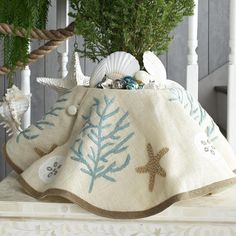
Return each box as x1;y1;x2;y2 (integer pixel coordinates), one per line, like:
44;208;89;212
0;0;51;70
0;0;194;72
70;0;195;64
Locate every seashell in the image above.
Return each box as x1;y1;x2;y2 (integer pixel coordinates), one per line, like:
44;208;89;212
106;52;140;80
0;102;14;136
143;51;167;81
90;58;108;87
0;85;30;136
90;52;140;87
112;79;127;89
95;76;113;89
134;70;152;84
37;51;90;95
123;76;139;90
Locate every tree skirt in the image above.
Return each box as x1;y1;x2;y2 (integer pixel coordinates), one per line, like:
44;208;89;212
4;82;236;219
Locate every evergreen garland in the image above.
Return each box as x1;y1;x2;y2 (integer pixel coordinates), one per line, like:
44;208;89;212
0;0;51;69
70;0;194;64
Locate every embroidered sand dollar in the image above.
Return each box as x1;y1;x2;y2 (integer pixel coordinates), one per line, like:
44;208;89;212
38;155;65;183
195;133;221;161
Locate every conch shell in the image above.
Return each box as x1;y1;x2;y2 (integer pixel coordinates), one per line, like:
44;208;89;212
0;85;30;136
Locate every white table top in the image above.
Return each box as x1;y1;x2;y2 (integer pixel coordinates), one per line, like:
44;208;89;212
0;172;236;223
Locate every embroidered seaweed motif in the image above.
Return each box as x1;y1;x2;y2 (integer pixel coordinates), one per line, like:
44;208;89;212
136;143;168;192
43;94;70;119
206;120;217;142
71;96;134;193
16;91;71;144
35;121;55;130
168;87;217;141
44;107;64;117
16;128;39;143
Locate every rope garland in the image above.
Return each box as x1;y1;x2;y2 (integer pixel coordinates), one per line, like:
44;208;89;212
0;22;75;75
0;22;74;40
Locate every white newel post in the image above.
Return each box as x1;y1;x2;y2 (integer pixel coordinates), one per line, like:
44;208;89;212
57;0;69;78
186;0;199;99
228;0;236;153
21;45;31;129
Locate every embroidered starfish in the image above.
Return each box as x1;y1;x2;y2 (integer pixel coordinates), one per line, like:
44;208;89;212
136;143;169;192
34;144;58;157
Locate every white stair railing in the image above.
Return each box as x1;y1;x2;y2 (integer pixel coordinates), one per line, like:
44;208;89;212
56;0;69;78
20;1;69;129
21;44;31;129
186;0;199;99
228;0;236;154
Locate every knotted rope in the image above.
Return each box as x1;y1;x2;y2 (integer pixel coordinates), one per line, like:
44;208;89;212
0;22;75;75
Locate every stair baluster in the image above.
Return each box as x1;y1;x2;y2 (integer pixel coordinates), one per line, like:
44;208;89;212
57;0;69;78
21;44;31;129
228;0;236;153
186;0;199;99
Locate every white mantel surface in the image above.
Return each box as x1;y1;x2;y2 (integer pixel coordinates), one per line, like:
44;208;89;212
0;172;236;235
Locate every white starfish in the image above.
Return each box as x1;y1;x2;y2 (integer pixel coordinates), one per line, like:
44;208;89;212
37;51;90;95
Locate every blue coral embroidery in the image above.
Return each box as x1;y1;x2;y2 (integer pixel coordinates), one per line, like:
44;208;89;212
16;91;71;144
71;96;134;193
168;87;217;141
16;128;39;143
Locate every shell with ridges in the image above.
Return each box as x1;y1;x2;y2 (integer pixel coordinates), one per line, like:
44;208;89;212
90;52;140;87
0;85;30;136
106;52;140;80
143;51;167;81
90;58;108;87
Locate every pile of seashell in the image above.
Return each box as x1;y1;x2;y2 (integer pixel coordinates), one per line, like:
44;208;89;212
90;51;167;90
96;76;144;90
36;50;167;93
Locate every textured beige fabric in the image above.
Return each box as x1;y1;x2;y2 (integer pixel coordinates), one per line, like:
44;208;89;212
6;88;88;172
5;84;236;218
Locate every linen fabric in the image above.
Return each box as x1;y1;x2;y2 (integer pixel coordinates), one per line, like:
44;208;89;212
4;83;236;219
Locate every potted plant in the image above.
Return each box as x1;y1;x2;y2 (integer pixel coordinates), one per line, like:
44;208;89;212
70;0;195;64
0;0;194;70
